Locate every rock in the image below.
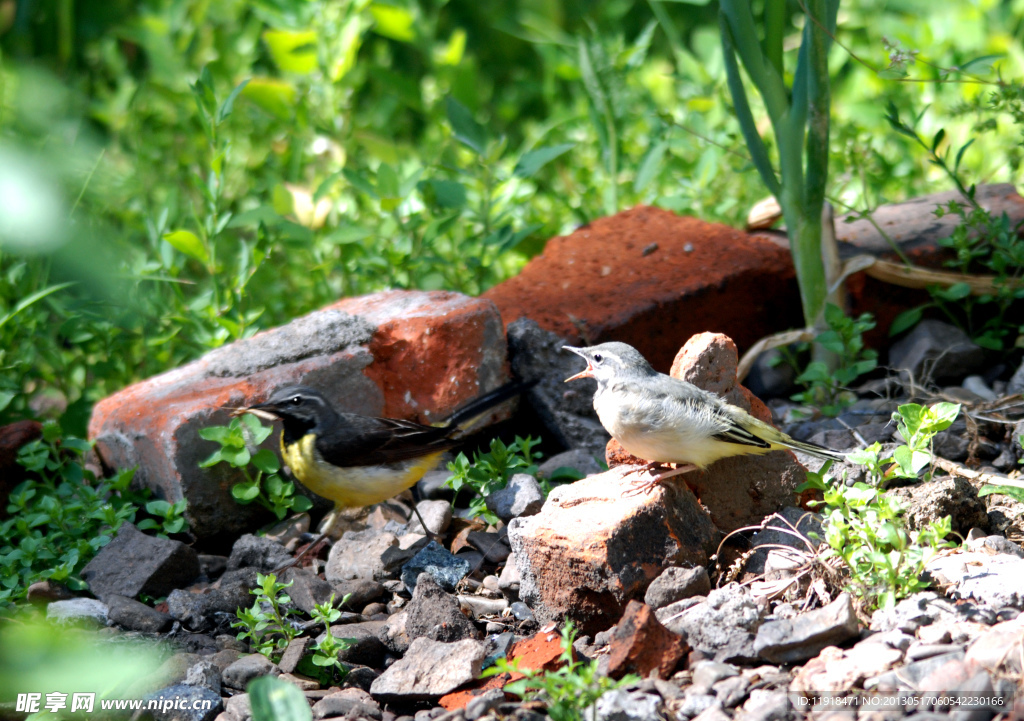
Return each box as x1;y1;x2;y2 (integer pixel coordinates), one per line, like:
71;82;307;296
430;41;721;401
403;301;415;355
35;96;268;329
485;474;545;523
509;468;715;634
966;533;1024;558
1009;359;1024;396
691;660;739;691
641;333;809;533
89;290;511;541
677;693;721;719
25;580;74;604
225;534;292;573
369;637;487;701
537;449;603;480
504;319;610;453
166;568;257;632
400;541;472;593
886;476;988;535
606;600;687;679
330;579;386;609
593;689;663;721
380;574;478;654
498;557;520;602
222;654;280;690
869;592;952;634
747;507;822;575
465;531;510;563
144;684;221;721
656;584;764;664
965;617;1024;675
106;594;173;633
0;420;42;508
408;500;452;536
80;523;199;601
712;675;749;708
927;551;1024;609
734;690;793;721
46;598;109;627
643;566;711;610
887;319;986;384
184;660;222;694
326;529;398;582
868;649;965;690
198;555;228;580
224;693;251;721
743;348;797;400
484;208;802;374
463;689;506;720
278;637;311;675
963;375;997;401
312;690;382;720
324;620;387;667
279;566;333;613
457;595;508;619
753;593;859;664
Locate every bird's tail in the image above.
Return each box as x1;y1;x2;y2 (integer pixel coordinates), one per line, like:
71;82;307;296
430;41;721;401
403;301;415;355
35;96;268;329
778;436;847;462
443;379;538;432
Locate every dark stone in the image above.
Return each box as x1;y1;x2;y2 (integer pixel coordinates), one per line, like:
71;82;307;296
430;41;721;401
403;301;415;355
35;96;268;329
278;637;312;675
656;584;764;664
312;693;382;720
221;654;280;690
143;684;221;721
166;568;258;632
106;594;173;633
753;593;860;664
643;566;711;610
279;567;333;613
485;474;545;524
380;574;479;654
466;531;511;563
330;579;386;609
198;555;228;579
400;541;471;593
225;534;292;573
888;319;987;384
325;621;388;668
81;523;199;601
887;476;988;535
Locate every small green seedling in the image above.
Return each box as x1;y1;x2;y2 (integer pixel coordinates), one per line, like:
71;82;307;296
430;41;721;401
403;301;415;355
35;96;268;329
846;402;961;484
249;676;312;721
306;594;355;683
200;415;313;520
137;499;189;536
978;433;1024;503
445;435;546;524
232;573;303;659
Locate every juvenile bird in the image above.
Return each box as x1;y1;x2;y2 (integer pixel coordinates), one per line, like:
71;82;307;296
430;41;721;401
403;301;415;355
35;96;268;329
243;381;530;568
564;342;844;488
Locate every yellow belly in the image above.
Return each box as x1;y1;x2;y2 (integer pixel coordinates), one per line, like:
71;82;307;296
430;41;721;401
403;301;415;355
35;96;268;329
281;433;444;508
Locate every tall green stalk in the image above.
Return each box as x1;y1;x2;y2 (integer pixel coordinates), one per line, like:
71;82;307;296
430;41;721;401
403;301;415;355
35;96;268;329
719;0;839;329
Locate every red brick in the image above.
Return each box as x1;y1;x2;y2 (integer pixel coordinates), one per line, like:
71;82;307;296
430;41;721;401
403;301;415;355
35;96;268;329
483;206;801;371
607;600;688;679
88;291;509;544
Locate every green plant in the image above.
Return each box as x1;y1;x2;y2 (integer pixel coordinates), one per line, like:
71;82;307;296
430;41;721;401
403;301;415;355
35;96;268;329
136;499;189;537
232;573;303;660
200;415;313;521
445;436;544;524
719;0;839;329
248;676;313;721
847;402;961;484
1;421;185;607
484;621;639;721
305;595;355;684
791;304;878;416
800;461;956;611
978;434;1024;502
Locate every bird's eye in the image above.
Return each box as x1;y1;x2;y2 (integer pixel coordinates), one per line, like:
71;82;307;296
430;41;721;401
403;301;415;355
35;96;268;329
593;353;603;364
290;396;302;405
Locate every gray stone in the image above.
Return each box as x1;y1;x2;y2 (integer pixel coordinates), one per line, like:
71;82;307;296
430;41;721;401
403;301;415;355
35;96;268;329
225;693;251;721
81;523;199;601
712;675;750;708
643;566;711;610
369;637;487;700
407;500;452;536
184;660;222;694
466;531;511;563
963;375;997;401
457;595;508;619
690;660;739;690
400;541;471;593
746;507;822;575
743;348;797;400
657;584;764;664
869;592;950;633
888;319;986;384
416;469;454;500
485;474;545;523
734;690;793;721
506;318;610;453
537;449;603;480
1009;359;1024;396
221;654;281;690
886;476;988;535
927;551;1024;609
380;574;478;655
754;593;859;664
498;557;520;602
966;534;1024;558
329;578;386;609
593;689;663;721
167;568;257;632
868;650;965;689
464;689;505;721
326;529;398;582
46;598;108;627
225;534;292;573
278;637;311;675
105;595;172;633
312;691;382;720
676;691;720;719
324;620;387;667
279;566;333;613
144;684;222;721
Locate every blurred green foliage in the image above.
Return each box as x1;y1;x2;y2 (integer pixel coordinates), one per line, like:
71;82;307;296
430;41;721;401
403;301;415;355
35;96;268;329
2;0;1024;432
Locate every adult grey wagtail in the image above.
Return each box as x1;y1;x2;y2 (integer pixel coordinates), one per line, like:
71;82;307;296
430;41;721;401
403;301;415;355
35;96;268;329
564;342;845;487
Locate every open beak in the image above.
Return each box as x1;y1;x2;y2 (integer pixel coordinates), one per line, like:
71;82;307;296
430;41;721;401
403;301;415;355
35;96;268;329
563;346;594;382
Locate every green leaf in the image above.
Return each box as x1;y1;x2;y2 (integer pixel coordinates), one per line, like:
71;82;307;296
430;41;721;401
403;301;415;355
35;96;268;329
232;483;261;503
445;98;487;155
890;307;924;336
217;79;251;124
514;143;575;179
369;4;416;42
252;449;281;475
242;77;297;120
163;230;209;264
249;676;312;721
977;484;1024;502
199;426;232;443
291;496;313;512
632;140;666;193
421;179;467;209
263;29;319;74
935;282;971;301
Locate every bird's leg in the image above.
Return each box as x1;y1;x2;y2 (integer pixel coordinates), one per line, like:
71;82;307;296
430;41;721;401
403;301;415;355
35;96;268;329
410;503;444;544
272;509;339;573
623;463;699;497
616;461;662;479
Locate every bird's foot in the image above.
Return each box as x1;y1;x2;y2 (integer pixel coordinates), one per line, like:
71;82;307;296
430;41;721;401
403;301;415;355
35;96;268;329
271;533;330;573
622;463;698;497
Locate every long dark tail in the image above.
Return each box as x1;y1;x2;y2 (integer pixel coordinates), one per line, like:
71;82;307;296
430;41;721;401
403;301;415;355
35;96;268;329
444;379;537;430
779;437;847;462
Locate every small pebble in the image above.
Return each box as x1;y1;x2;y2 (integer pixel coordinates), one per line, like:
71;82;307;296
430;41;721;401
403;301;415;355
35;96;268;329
683;243;694;252
509;601;534;621
641;242;658;256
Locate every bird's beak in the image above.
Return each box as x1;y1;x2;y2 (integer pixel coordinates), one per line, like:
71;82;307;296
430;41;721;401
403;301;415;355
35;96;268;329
562;346;594;382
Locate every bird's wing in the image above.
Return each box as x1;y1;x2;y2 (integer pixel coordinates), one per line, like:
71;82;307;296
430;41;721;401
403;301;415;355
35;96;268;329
315;414;457;467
